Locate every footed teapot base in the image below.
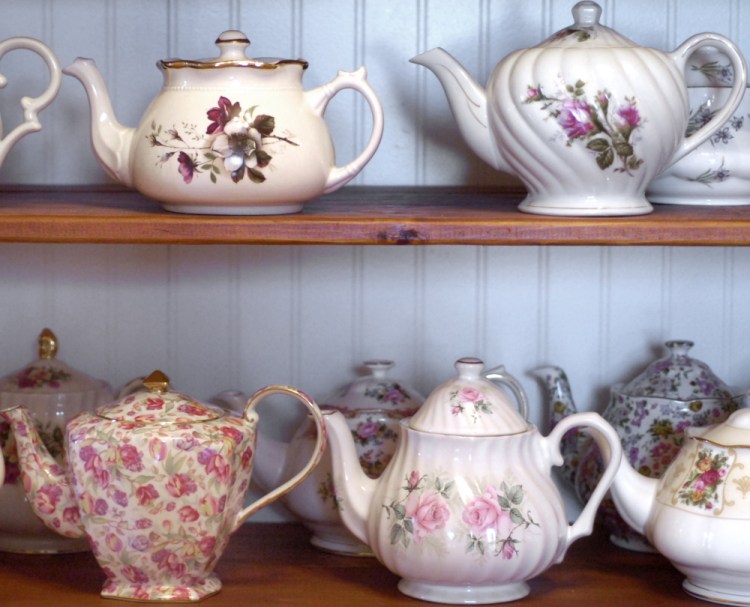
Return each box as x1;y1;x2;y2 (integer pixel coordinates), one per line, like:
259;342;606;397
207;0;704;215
101;573;222;602
518;195;653;217
161;202;304;216
684;579;750;606
398;579;530;604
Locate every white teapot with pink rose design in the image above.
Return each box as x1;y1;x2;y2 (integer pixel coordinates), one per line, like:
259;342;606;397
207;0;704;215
411;1;747;216
325;357;623;604
0;370;326;602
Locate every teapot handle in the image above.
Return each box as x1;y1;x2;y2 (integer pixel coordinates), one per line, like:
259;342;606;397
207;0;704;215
545;412;622;555
483;364;529;420
232;385;326;530
667;33;747;165
0;37;61;166
306;67;384;194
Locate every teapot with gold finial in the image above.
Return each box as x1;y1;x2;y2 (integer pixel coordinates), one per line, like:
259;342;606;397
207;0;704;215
0;370;326;601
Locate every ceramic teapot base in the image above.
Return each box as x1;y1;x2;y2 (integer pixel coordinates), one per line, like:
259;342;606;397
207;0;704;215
518;195;653;217
398;579;530;605
307;524;373;557
683;579;750;606
161;202;304;216
101;573;221;602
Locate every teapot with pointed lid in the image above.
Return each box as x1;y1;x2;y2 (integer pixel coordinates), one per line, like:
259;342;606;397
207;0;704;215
324;357;623;603
411;0;747;216
0;370;326;601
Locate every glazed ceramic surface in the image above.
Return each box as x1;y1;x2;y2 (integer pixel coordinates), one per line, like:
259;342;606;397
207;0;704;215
611;408;750;605
0;371;326;601
214;360;424;556
325;357;623;604
64;30;384;215
0;36;61;166
411;1;747;216
536;340;740;552
0;329;114;554
648;51;750;205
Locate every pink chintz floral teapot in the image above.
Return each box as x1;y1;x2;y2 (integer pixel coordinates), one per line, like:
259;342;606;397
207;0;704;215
0;371;326;602
325;357;623;604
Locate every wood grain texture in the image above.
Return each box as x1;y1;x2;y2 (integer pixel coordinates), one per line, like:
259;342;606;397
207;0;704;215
2;185;750;245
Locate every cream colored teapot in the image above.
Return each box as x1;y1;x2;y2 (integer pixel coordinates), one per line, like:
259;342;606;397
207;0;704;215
411;1;747;216
64;30;384;215
325;357;623;604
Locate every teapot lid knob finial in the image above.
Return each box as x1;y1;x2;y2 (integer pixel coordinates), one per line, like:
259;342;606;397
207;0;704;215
364;359;395;380
143;370;170;394
572;1;602;26
215;30;251;61
455;356;484;379
38;327;58;360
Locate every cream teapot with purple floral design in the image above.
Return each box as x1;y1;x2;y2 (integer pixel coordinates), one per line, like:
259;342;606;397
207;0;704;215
411;1;747;216
63;30;383;215
324;357;623;604
0;370;326;602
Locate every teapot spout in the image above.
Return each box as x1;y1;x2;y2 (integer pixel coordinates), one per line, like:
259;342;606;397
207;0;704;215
63;58;134;187
410;48;507;172
0;406;85;539
605;446;658;537
323;410;377;546
530;366;582;487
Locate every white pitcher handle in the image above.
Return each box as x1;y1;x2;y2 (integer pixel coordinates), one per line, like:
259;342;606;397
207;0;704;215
232;385;326;529
483;364;529;420
307;67;384;194
667;33;747;165
0;37;61;166
546;412;622;554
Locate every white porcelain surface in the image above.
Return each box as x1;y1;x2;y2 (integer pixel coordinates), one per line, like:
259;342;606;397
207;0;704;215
325;357;623;604
411;1;747;216
63;30;384;215
612;408;750;604
0;36;61;168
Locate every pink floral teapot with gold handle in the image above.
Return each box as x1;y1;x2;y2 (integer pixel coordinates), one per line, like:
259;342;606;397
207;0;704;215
325;357;623;604
0;370;326;602
411;1;747;216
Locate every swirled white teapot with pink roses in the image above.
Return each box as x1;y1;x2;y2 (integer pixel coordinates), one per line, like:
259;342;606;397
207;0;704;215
324;357;623;604
0;370;326;602
411;1;747;216
63;30;383;215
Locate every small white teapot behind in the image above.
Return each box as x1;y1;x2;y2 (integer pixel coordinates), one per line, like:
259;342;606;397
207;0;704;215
325;357;623;604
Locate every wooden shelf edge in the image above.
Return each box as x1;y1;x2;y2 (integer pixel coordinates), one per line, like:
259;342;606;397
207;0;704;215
1;185;750;245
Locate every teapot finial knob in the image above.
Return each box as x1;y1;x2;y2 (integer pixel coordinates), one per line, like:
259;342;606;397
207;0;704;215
572;1;602;26
215;30;251;61
143;370;170;394
665;339;694;358
455;356;484;379
364;359;394;380
38;327;58;360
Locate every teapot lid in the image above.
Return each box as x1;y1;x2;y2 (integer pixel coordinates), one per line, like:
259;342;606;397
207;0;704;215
0;328;111;397
159;30;308;71
540;1;637;49
618;340;735;401
98;370;225;424
322;360;424;417
699;408;750;447
407;358;529;436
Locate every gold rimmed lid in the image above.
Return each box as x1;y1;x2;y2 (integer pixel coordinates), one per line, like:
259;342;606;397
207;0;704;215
159;29;308;70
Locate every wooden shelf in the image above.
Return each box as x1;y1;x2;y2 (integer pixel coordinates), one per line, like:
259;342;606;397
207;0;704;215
2;185;750;245
0;522;703;606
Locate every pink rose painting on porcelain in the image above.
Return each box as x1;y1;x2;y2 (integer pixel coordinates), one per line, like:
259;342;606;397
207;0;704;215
382;470;539;559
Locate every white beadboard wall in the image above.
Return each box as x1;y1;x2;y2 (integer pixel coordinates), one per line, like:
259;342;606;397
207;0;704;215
2;0;750;520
